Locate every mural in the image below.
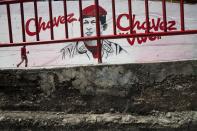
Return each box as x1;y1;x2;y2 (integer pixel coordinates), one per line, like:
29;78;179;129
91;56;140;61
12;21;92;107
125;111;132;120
0;0;197;68
117;13;176;45
26;13;77;36
60;5;127;61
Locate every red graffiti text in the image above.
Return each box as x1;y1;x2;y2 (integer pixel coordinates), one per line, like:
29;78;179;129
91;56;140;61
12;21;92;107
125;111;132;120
117;14;177;45
26;13;77;36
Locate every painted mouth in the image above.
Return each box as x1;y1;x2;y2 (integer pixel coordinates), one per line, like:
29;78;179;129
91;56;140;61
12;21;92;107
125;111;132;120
85;32;93;36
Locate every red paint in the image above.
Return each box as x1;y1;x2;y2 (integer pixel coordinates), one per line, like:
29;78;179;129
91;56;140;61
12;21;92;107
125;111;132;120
117;13;177;45
21;46;26;56
125;31;161;45
26;13;77;36
26;12;177;46
117;14;177;32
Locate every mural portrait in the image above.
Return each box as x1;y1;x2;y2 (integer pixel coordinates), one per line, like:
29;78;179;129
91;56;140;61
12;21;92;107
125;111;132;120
60;5;127;62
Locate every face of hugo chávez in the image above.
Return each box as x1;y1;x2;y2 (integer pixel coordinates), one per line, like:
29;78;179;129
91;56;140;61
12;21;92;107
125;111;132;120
83;16;106;37
83;17;97;37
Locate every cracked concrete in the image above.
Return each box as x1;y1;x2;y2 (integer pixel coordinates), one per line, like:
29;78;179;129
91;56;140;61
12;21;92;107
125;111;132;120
0;60;196;130
0;111;196;130
0;60;196;113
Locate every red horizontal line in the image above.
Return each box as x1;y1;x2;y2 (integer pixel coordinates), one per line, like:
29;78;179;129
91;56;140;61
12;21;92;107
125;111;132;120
0;0;36;5
1;30;197;48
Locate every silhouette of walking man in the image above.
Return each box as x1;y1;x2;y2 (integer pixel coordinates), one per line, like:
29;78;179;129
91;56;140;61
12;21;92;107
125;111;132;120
17;46;29;67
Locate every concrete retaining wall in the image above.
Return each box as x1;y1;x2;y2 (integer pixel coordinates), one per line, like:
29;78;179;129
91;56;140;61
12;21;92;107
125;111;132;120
0;60;196;114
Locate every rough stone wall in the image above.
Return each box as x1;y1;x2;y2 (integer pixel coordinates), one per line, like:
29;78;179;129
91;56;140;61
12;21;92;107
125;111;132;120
0;60;196;114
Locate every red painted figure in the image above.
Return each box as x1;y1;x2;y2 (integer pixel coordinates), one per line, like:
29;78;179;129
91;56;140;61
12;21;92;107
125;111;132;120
17;46;29;67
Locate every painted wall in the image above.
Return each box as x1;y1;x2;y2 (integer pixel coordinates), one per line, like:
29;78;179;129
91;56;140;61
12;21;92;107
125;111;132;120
0;0;197;68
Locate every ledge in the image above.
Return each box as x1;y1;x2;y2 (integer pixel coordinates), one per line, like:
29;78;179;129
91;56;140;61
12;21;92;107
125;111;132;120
0;111;196;130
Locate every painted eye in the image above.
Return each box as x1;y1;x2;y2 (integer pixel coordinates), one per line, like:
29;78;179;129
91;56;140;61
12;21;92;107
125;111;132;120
83;21;88;24
91;21;96;24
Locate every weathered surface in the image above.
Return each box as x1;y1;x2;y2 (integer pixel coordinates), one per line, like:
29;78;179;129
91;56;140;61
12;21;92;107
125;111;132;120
0;111;196;131
0;60;197;130
0;60;197;114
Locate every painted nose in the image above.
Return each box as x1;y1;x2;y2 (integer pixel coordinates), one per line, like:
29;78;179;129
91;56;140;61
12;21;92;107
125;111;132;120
86;28;92;31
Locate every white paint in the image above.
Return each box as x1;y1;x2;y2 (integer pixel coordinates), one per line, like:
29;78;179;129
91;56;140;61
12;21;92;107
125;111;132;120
0;0;197;68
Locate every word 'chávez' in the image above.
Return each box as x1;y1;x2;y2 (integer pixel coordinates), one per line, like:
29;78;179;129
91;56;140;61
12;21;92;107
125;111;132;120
26;13;77;36
117;14;177;45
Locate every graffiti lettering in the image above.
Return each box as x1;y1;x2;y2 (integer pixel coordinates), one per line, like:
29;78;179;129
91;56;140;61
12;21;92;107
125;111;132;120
26;13;77;36
167;21;176;31
124;31;161;45
117;14;177;45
